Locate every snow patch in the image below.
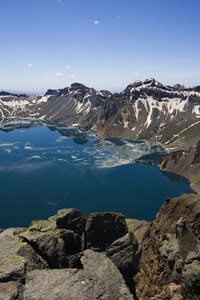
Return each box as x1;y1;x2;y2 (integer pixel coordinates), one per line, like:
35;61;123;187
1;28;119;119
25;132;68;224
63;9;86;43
37;95;50;103
192;105;200;117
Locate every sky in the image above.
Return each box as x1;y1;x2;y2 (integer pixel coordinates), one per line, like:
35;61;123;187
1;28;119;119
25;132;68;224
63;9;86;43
1;0;200;94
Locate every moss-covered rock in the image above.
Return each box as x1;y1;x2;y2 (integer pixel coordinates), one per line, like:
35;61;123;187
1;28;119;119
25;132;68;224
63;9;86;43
20;228;82;269
0;209;142;299
0;228;46;282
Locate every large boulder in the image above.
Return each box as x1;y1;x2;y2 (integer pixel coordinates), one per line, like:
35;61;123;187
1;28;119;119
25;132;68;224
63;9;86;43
20;224;82;269
81;249;135;299
56;208;87;236
106;231;141;293
0;228;47;283
85;212;129;251
24;268;134;300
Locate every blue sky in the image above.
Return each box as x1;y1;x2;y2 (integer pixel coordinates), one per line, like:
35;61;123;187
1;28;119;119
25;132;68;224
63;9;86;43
1;0;200;93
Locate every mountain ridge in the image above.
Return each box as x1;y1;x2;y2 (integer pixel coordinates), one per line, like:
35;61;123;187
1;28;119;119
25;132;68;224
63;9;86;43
1;78;199;151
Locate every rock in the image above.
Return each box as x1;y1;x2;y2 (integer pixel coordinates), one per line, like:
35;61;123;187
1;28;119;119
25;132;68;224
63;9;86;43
0;209;141;299
24;268;134;300
106;232;141;293
56;208;87;236
19;209;86;269
17;243;49;271
181;247;200;299
0;281;23;300
81;249;135;299
176;217;188;238
85;212;128;251
0;228;28;282
0;228;48;283
20;227;82;269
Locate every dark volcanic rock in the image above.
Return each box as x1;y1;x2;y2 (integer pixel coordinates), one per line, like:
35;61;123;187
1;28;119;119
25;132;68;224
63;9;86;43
85;212;129;251
20;225;82;269
106;231;141;295
56;208;87;236
106;232;141;276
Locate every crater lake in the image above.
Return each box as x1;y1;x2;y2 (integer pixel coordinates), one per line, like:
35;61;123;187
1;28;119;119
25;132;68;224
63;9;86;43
0;118;194;228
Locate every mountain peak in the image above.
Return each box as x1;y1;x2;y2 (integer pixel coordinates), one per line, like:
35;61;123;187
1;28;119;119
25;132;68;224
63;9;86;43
126;78;162;91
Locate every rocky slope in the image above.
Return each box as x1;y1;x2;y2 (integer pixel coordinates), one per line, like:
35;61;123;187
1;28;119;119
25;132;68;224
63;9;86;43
1;79;200;150
0;209;141;300
134;193;200;300
81;79;200;150
1;194;200;300
158;139;200;193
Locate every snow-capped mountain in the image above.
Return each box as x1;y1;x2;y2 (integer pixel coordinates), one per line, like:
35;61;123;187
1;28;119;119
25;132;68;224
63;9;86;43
80;79;200;149
0;79;200;149
0;91;48;118
40;83;111;124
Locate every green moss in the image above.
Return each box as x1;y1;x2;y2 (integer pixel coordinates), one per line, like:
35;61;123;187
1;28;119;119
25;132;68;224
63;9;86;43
1;255;27;267
9;235;27;247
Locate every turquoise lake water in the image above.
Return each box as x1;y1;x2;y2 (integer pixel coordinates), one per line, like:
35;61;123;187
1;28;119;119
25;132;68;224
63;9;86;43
0;119;194;228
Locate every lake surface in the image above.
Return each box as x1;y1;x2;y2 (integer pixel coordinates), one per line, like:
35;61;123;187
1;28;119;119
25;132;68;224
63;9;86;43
0;118;194;228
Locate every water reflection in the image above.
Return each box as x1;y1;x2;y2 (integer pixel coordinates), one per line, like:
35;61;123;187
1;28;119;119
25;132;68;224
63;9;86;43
0;118;167;168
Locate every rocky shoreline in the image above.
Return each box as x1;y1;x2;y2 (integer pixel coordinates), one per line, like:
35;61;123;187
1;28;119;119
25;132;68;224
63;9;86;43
1;192;200;299
158;139;200;194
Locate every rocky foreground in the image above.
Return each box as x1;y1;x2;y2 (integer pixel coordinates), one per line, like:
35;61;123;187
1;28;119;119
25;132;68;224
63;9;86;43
0;193;200;299
0;210;141;300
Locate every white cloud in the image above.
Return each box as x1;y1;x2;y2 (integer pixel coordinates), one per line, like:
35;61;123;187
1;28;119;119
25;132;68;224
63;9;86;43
43;72;47;76
94;20;100;25
28;64;33;67
66;65;72;70
134;72;145;77
55;73;62;76
69;74;75;78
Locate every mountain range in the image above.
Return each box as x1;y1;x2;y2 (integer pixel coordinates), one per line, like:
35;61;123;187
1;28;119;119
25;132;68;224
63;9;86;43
0;79;200;150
